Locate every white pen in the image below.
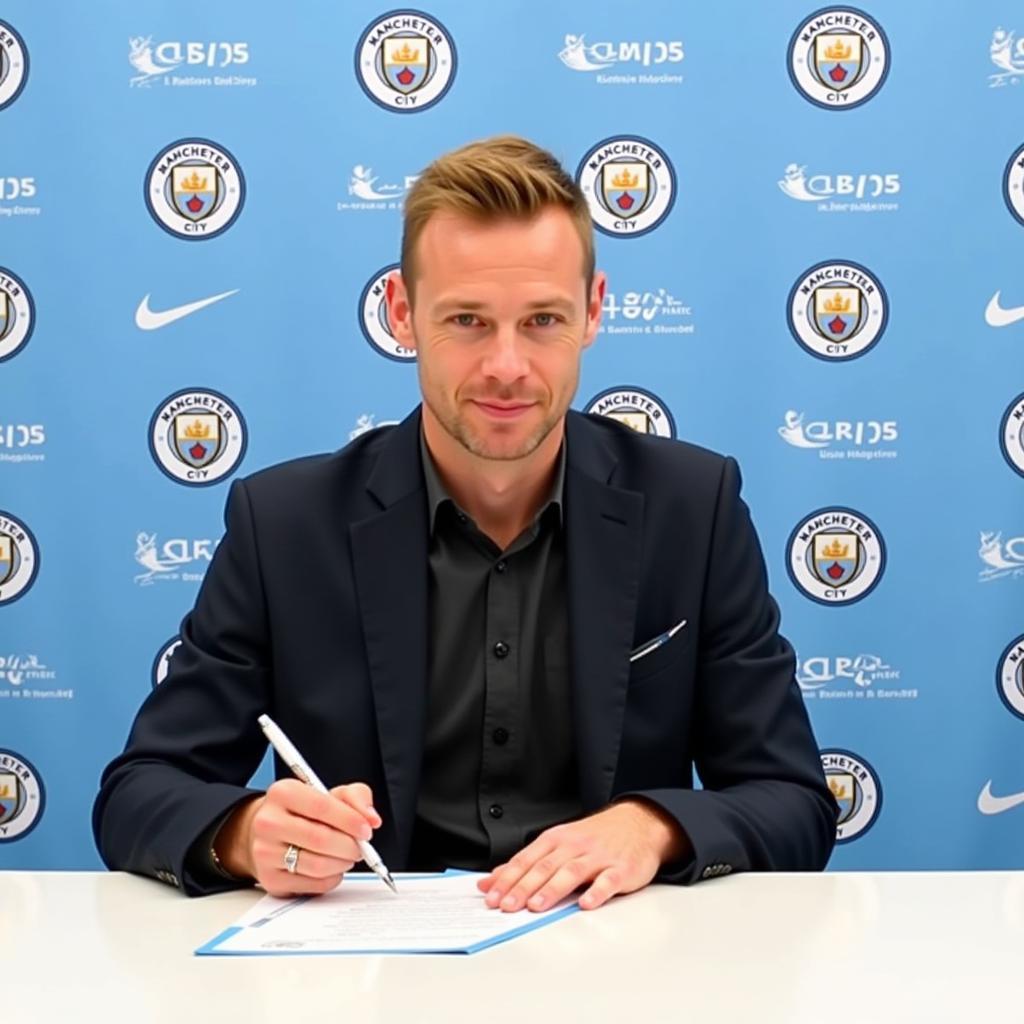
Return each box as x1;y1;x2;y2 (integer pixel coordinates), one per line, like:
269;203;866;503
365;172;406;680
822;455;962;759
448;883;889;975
257;713;398;894
629;618;688;663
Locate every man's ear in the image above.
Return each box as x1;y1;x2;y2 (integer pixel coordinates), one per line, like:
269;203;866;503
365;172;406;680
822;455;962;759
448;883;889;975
385;271;417;351
582;270;607;350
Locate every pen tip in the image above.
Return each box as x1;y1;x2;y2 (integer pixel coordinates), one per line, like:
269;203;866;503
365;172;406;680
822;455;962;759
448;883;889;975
384;872;398;894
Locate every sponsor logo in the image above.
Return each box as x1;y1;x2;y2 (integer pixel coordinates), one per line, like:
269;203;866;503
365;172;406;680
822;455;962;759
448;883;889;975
786;506;886;605
778;163;900;213
778;410;898;460
129;36;254;88
152;636;182;687
0;268;35;363
0;21;29;111
989;28;1024;88
599;288;694;336
985;291;1024;327
787;8;889;109
0;423;45;464
787;260;888;361
135;290;239;331
134;533;217;586
359;263;415;362
148;388;247;486
557;32;684;84
349;414;400;441
1000;391;1024;477
338;163;418;211
978;780;1024;815
797;652;914;700
821;749;882;842
144;139;246;240
0;749;44;841
0;655;69;702
0;176;40;218
576;136;676;237
0;511;39;606
584;386;676;439
997;634;1024;720
354;10;456;112
978;530;1024;581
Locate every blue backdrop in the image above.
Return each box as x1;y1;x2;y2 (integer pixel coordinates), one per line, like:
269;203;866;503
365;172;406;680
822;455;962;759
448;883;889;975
2;0;1023;872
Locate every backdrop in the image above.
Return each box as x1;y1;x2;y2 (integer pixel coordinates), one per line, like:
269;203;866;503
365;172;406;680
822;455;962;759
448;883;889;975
2;0;1023;873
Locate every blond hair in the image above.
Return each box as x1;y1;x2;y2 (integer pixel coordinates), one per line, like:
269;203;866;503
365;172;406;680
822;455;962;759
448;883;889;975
400;135;594;300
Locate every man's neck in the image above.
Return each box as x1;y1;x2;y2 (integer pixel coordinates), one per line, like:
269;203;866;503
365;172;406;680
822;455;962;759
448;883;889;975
421;407;564;550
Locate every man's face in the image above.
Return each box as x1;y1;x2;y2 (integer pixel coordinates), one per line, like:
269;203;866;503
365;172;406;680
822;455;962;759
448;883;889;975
386;206;605;461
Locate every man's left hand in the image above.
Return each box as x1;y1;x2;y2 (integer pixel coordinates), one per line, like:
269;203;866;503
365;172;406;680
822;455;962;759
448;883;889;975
476;799;691;912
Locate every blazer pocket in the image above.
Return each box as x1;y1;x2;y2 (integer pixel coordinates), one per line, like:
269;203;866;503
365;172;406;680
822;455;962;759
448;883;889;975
628;626;691;685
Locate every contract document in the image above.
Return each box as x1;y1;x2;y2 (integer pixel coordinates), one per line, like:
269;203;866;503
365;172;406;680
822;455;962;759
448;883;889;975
196;871;580;956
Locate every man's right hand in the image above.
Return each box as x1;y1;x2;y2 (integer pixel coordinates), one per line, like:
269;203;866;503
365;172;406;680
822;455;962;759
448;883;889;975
214;779;381;897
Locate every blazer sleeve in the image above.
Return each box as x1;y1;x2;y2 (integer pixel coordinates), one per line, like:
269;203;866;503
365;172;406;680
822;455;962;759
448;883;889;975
621;456;839;884
91;479;271;896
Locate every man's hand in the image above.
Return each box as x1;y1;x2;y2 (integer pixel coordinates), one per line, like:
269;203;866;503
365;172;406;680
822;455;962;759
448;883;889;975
214;780;381;898
477;799;690;912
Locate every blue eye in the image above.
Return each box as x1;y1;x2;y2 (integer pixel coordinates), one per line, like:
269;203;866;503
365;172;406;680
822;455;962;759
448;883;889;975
454;314;478;327
532;313;558;327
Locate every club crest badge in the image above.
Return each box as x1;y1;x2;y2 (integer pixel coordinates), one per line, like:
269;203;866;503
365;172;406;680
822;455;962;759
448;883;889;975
821;749;882;842
359;263;416;361
355;11;456;112
997;634;1024;721
584;386;676;439
145;139;245;240
0;268;35;363
576;136;676;237
0;749;45;842
999;392;1024;478
787;506;885;605
148;388;247;486
787;8;890;109
0;511;39;606
0;20;28;111
787;260;888;361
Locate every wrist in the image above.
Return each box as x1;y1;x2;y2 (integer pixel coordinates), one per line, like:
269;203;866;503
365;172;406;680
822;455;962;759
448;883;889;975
213;795;262;879
617;797;691;865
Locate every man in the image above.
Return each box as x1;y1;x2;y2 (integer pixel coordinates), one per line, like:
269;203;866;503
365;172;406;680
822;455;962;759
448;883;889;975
93;136;837;911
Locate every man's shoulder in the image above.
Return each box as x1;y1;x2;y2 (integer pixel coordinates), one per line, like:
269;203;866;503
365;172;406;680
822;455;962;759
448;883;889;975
571;411;730;492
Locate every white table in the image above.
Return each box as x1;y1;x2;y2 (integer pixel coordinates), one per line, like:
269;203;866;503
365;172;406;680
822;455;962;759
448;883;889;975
5;870;1023;1023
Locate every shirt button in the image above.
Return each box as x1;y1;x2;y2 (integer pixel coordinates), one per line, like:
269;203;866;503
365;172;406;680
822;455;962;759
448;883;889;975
456;511;468;524
488;803;504;819
495;560;507;573
492;727;509;745
493;641;509;659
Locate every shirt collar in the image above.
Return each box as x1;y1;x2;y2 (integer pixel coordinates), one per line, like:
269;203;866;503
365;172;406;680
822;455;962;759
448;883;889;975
419;427;566;535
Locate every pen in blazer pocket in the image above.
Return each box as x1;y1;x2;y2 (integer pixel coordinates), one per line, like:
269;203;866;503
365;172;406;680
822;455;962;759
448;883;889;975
629;618;688;663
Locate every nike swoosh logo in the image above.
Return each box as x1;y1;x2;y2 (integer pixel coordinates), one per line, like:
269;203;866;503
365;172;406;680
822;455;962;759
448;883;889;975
984;291;1024;327
978;780;1024;815
135;289;239;330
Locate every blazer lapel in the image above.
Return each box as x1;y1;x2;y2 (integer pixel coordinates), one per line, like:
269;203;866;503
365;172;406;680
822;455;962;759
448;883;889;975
350;409;429;862
564;412;645;810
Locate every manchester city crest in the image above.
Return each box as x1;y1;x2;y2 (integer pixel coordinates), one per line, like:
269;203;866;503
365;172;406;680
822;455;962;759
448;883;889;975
787;8;890;109
576;136;676;238
148;388;247;486
0;267;35;363
145;139;246;240
997;634;1024;721
0;749;45;842
821;749;882;843
584;386;676;439
787;260;888;361
0;20;29;111
0;510;39;606
355;11;457;113
359;263;416;361
152;635;183;688
1003;144;1024;227
787;506;885;605
999;392;1024;478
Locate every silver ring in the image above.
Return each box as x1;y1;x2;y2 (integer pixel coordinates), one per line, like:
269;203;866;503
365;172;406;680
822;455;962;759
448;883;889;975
283;843;301;875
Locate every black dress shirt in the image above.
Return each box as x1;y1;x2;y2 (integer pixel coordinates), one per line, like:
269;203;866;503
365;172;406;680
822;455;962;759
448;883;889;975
409;430;581;869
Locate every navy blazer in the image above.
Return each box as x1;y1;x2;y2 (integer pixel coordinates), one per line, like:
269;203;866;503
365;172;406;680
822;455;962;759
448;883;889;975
93;407;837;894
